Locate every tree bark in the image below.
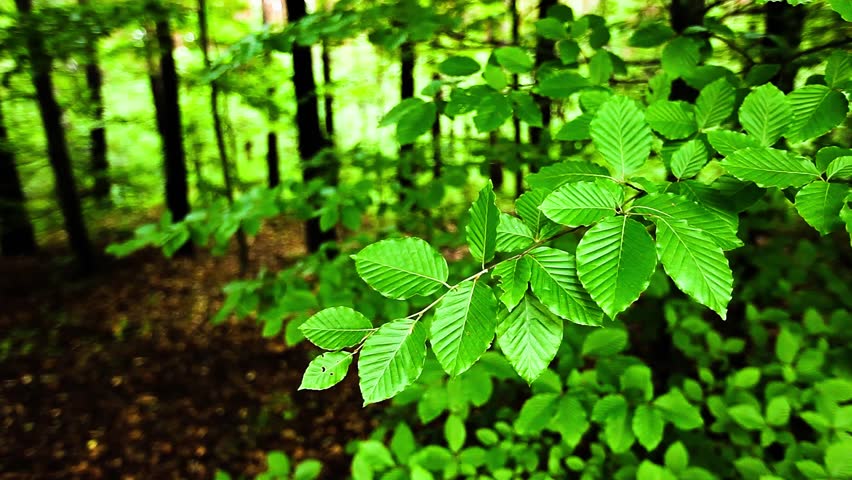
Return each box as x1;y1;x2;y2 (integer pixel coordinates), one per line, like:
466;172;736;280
321;42;335;137
199;0;249;272
15;0;93;268
149;3;191;227
764;2;807;93
485;18;504;190
528;0;555;150
431;73;442;179
266;131;280;188
669;0;704;102
0;93;37;255
80;0;109;203
398;40;416;204
285;0;336;253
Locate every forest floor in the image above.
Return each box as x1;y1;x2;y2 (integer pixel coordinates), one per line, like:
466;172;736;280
0;218;375;480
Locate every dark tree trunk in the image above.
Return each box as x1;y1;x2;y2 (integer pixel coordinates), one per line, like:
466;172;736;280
80;0;109;202
199;0;249;272
0;94;37;255
485;18;504;190
669;0;704;102
285;0;336;253
398;40;416;204
431;73;442;179
15;0;93;268
528;0;555;151
322;42;335;137
764;2;807;93
266;132;280;188
149;4;191;227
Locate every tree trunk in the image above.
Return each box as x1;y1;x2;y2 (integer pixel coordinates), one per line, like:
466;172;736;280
485;18;504;190
322;42;335;137
0;93;37;255
764;2;807;93
431;73;442;179
80;0;109;203
398;40;416;205
15;0;93;268
528;0;555;151
199;0;249;272
149;4;191;228
285;0;336;254
669;0;704;102
266;132;280;188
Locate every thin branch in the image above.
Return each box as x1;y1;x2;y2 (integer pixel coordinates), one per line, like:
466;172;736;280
791;38;852;60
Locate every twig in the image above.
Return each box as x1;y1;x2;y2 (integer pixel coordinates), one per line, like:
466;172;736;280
791;38;852;60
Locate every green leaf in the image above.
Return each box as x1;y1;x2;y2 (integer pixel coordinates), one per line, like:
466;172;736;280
654;389;704;430
829;0;852;21
515;393;560;435
445;414;466;452
590;95;653;179
539;179;623;227
825;50;852;89
431;280;498;376
266;451;291;476
665;442;689;473
621;365;654;401
300;352;353;390
380;98;425;127
662;36;701;78
492;256;532;311
605;410;636;453
776;328;800;364
766;397;791;427
293;460;322;480
632;193;742;251
826;441;852;478
511;91;543;127
529;247;604;326
796;460;828;479
439;56;480;76
787;85;849;143
473;92;513;132
707;130;761;157
648;215;733;319
629;23;675;48
728;404;765;430
538;71;591;98
695;78;736;129
496;214;535;252
589;51;614;84
353;237;449;300
483;63;507;91
576;216;657;319
827;156;852;180
397;101;437;145
300;307;374;350
525;161;611;191
721;147;820;188
359;318;428;405
496;295;563;384
556;40;580;64
535;17;568;40
390;423;416;463
795;181;849;235
494;46;533;73
633;404;664;451
552;396;590;447
554;113;594;140
732;367;761;389
646;100;697;140
466;181;500;266
582;328;628;357
671;139;709;180
515;190;562;240
738;83;792;147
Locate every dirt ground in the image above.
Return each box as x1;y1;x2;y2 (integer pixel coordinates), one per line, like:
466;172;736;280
0;219;375;479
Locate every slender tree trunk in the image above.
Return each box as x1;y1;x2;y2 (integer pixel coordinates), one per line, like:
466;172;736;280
266;131;280;187
398;40;416;204
149;4;191;229
669;0;704;101
199;0;248;272
15;0;93;268
80;0;109;203
0;93;37;255
285;0;336;253
764;2;806;93
431;73;442;179
485;19;504;190
321;42;335;137
528;0;554;148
